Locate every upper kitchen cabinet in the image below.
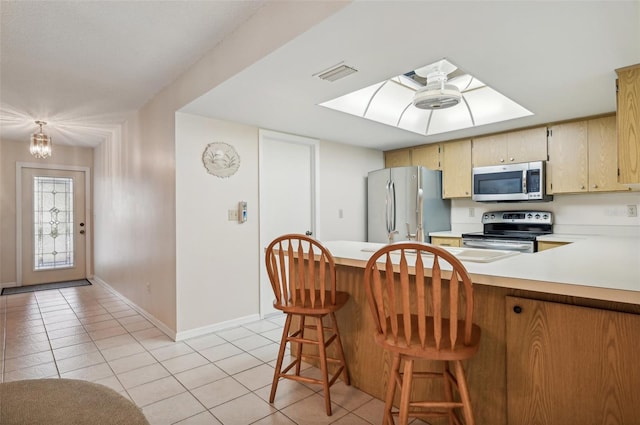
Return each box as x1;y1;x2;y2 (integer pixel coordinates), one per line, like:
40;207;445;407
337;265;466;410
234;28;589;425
548;116;631;194
472;127;547;167
588;116;630;192
547;121;589;193
384;148;412;168
411;143;441;170
442;139;472;198
616;64;640;184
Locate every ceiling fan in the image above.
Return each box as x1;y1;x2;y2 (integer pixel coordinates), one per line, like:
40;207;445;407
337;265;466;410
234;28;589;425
411;59;463;110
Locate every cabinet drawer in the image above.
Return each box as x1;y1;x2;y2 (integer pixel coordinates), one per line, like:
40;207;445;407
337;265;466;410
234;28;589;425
430;236;461;247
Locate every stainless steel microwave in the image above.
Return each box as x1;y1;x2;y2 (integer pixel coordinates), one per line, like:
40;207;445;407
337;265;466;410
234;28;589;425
472;161;552;202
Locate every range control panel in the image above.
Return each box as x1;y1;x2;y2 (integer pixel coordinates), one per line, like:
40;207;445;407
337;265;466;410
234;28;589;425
482;210;553;225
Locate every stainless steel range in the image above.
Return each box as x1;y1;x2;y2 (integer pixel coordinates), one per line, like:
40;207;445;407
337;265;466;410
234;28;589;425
461;210;552;253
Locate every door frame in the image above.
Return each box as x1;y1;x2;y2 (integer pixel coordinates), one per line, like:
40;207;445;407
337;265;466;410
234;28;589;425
258;129;320;318
16;162;92;286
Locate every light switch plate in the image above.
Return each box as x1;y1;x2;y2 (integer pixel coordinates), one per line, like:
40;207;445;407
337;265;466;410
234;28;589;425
228;209;239;221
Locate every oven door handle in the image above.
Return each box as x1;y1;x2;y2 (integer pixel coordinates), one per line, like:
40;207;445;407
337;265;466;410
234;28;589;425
463;239;532;251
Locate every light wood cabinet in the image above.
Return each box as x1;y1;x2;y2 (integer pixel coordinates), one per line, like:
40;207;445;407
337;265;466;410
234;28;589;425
430;236;461;247
547;121;589;193
505;296;640;425
411;143;441;170
472;126;547;167
588;116;630;192
384;149;411;168
616;64;640;184
442;139;472;198
548;117;630;194
537;241;570;251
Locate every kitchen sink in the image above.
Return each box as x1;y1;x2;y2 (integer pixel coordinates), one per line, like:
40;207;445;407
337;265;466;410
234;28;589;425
360;246;519;263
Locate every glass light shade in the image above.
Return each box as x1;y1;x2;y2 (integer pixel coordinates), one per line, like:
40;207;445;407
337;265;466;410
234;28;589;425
30;130;52;159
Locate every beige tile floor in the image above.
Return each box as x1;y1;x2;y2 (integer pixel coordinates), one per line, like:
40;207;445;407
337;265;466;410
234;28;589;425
0;283;433;424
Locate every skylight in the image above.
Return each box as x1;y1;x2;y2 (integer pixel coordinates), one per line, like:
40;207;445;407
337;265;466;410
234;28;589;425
319;59;533;137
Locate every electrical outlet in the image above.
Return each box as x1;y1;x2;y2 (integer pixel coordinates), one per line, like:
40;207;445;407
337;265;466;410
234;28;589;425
468;207;475;218
627;205;638;217
145;282;151;292
228;209;239;221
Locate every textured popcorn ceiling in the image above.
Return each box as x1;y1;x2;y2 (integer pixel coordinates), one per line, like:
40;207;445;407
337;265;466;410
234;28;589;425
0;1;265;147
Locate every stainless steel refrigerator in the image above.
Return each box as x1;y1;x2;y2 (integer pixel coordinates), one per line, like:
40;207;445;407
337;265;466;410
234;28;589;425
367;166;451;243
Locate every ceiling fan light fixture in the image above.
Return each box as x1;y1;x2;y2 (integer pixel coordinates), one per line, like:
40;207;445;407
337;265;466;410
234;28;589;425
30;120;52;159
413;71;462;109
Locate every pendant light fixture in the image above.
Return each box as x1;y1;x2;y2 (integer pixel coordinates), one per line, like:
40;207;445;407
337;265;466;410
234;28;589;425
30;120;52;159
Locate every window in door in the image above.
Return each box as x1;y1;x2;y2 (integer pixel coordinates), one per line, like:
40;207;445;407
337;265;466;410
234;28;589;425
32;176;75;271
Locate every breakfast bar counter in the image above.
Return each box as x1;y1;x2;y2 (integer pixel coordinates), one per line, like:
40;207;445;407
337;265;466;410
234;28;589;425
324;235;640;304
317;237;640;425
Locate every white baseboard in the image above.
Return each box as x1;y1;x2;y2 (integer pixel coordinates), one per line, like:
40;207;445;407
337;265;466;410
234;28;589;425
174;314;261;341
90;276;177;341
90;276;263;343
1;282;18;289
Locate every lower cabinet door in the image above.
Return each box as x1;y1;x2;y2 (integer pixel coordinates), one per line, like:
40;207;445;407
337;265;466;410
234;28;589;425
505;296;640;425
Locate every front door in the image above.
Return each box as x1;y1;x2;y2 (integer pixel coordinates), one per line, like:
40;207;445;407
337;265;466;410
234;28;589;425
20;168;87;285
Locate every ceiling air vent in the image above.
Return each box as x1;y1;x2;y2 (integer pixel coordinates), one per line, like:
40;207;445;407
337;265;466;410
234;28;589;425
315;64;358;82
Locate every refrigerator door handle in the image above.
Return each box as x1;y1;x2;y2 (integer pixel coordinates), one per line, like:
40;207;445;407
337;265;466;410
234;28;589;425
385;181;391;234
416;187;424;242
389;181;396;233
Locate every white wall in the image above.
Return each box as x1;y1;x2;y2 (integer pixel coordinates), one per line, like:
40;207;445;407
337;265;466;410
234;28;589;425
92;2;347;337
175;114;383;336
451;191;640;236
318;140;383;241
175;113;260;334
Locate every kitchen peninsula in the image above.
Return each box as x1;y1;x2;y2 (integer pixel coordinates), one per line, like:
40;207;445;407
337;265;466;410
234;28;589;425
321;237;640;425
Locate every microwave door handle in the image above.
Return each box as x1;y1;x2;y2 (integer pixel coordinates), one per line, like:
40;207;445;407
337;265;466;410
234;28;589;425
523;170;528;193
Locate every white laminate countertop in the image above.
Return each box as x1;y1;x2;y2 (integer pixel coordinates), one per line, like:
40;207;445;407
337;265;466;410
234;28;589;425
323;235;640;305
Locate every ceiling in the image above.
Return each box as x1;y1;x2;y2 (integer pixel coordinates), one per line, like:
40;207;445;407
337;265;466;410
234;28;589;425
2;1;639;152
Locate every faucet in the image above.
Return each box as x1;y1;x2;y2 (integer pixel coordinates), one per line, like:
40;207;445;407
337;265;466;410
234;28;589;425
406;223;416;241
406;222;425;242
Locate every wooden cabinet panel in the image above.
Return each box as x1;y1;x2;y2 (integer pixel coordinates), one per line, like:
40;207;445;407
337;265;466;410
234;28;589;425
616;64;640;184
472;133;507;167
547;121;588;193
506;297;640;425
506;126;548;164
588;116;630;192
411;144;441;170
472;127;547;167
537;241;570;251
442;139;472;198
384;149;411;168
430;236;461;247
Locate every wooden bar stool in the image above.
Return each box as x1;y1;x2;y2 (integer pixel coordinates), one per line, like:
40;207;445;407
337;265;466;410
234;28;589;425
363;242;481;425
265;234;350;416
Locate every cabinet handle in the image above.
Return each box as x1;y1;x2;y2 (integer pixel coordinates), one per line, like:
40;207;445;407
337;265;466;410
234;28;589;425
513;305;522;314
581;185;585;190
593;184;598;188
509;157;514;161
500;158;504;163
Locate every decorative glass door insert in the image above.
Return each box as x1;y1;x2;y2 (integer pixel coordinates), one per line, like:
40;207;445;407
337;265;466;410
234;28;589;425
33;176;75;270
